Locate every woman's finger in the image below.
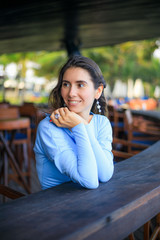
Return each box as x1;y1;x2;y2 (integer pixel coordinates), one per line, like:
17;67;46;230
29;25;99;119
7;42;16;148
58;108;66;118
50;111;60;122
63;107;70;114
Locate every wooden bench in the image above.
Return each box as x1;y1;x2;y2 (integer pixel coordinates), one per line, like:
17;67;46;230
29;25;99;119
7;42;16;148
0;141;160;240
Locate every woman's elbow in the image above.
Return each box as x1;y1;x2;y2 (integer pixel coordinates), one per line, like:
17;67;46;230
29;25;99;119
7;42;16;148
99;165;114;183
81;179;99;189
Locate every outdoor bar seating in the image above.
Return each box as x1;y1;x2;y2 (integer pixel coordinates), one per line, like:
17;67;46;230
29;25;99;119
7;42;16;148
112;137;139;162
124;109;160;154
131;109;160;121
131;110;160;137
18;102;40;160
109;105;160;162
0;107;31;195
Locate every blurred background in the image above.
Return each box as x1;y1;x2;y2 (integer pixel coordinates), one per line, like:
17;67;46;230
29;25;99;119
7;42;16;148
0;39;160;110
0;1;160;111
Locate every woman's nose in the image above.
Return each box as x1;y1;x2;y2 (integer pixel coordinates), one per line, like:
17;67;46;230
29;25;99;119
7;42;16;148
68;86;77;97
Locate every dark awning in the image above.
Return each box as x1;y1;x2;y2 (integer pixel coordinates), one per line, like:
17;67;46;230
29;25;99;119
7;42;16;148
0;0;160;55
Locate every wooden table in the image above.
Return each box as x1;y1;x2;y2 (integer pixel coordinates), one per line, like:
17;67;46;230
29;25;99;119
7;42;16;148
0;118;31;193
131;109;160;121
0;141;160;240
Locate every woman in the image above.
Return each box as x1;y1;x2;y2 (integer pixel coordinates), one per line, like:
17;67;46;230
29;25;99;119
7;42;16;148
34;56;114;190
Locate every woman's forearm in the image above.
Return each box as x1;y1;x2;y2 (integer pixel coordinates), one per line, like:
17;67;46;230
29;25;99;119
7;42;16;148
85;124;114;182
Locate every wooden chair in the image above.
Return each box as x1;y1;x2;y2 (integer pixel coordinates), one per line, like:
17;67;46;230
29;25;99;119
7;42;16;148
112;137;146;162
18;103;39;145
0;184;25;200
0;107;19;119
123;110;159;154
133;115;160;136
108;104;125;138
128;213;160;240
0;107;31;194
18;102;47;162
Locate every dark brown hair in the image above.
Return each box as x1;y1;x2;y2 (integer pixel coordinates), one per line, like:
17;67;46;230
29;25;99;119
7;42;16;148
48;55;108;116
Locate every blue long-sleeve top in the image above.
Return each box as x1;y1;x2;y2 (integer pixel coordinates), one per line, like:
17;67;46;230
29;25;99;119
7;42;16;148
34;113;114;190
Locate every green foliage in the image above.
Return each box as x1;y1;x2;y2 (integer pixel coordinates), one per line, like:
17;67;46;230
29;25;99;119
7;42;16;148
0;39;160;100
82;39;159;87
34;51;67;79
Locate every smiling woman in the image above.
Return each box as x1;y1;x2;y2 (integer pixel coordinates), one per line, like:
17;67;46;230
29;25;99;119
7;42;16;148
60;67;103;121
34;56;114;190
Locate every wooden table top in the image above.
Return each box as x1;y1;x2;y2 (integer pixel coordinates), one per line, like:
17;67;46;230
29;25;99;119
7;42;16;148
0;141;160;240
131;109;160;121
0;117;30;130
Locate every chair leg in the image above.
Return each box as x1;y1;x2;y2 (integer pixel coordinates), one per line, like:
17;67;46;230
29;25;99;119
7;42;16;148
150;213;160;240
144;221;150;240
157;213;160;240
27;128;32;191
128;233;136;240
4;152;8;186
23;143;31;191
0;133;31;194
3;152;8;203
23;143;28;169
18;145;22;169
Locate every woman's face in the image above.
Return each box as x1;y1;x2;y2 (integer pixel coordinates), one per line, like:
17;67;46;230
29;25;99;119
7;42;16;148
61;67;102;118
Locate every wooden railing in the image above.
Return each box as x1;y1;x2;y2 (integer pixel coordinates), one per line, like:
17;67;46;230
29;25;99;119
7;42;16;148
0;141;160;240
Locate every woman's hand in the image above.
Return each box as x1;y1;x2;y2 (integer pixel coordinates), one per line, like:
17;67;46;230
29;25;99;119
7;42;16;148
50;107;88;128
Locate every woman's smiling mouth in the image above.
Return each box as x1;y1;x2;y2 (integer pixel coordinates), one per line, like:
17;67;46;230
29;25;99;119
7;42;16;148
68;100;81;104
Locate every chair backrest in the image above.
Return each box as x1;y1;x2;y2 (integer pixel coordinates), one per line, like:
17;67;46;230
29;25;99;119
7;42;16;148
18;103;39;126
124;109;159;153
124;109;160;136
112;137;147;162
19;103;37;117
0;107;20;120
108;104;125;137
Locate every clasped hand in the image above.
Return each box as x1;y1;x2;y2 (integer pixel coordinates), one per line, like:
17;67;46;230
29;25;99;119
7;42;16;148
50;107;88;128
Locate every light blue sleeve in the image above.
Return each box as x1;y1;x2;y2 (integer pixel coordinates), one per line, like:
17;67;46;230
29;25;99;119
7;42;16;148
55;123;99;189
85;116;114;182
35;119;99;189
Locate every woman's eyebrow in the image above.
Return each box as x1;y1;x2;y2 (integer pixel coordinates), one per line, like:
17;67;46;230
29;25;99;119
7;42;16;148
76;80;87;84
62;80;70;83
62;80;87;84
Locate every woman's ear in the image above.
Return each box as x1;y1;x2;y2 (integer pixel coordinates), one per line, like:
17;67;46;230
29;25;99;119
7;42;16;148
95;85;103;99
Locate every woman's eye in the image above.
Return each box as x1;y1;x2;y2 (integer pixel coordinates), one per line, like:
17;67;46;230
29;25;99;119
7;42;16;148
78;83;84;88
62;82;70;87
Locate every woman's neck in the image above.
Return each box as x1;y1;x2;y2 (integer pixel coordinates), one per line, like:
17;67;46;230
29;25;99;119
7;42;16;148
78;112;93;123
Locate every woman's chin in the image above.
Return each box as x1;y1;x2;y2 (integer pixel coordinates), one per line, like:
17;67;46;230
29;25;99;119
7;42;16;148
67;105;79;112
